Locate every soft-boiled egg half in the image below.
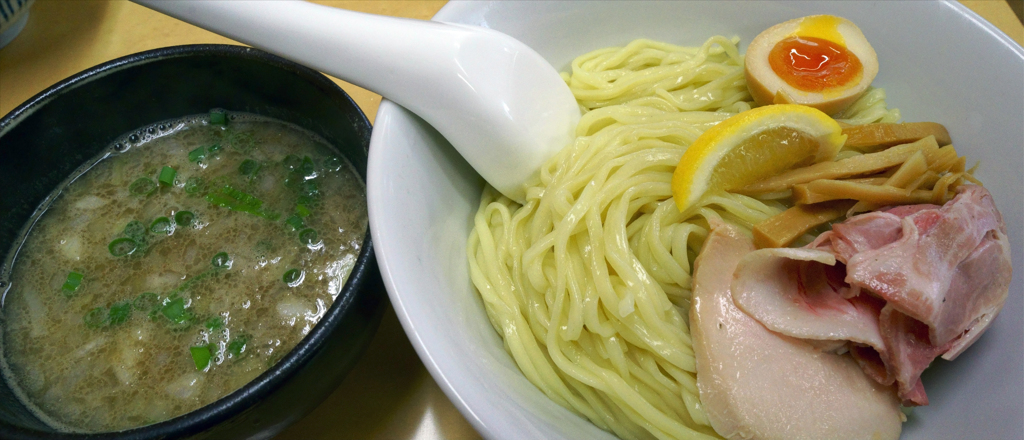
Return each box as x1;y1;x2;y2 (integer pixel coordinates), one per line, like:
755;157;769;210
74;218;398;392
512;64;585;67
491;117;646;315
745;15;879;116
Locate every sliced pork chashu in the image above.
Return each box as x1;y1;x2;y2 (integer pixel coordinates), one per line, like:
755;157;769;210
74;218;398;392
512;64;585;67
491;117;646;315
690;221;902;440
728;185;1012;405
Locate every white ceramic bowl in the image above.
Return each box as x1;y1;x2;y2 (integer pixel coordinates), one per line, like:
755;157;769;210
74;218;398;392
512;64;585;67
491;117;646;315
368;2;1024;439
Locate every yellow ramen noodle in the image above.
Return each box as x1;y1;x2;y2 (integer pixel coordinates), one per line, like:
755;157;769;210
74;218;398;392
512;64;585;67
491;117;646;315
467;37;898;440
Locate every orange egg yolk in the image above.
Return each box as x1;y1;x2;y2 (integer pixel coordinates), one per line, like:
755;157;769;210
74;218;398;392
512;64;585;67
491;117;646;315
768;36;862;93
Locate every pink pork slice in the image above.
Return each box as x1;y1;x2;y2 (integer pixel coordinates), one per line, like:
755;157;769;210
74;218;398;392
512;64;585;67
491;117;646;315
729;184;1012;406
731;248;887;352
690;220;902;440
844;185;1012;354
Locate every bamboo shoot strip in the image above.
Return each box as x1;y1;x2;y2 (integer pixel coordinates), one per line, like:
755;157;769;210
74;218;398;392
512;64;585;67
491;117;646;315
907;171;941;192
793;179;938;205
741;136;940;194
924;145;960;173
842;122;951;152
843;177;890;185
848;151;930;214
753;200;855;249
932;172;966;202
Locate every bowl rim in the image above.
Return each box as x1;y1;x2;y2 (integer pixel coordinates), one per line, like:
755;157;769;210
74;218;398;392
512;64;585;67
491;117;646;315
0;43;377;439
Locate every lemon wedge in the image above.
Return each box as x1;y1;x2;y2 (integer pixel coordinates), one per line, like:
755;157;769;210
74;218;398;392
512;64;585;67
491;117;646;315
672;104;845;212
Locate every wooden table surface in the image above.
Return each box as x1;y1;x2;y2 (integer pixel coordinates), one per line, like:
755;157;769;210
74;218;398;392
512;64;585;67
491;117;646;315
1;2;1021;440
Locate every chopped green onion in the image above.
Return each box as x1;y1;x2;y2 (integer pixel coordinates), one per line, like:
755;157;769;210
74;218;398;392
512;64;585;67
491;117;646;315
301;180;319;196
295;204;311;218
227;335;250;358
171;269;219;296
108;237;138;257
129;177;157;196
108;301;132;325
282;268;303;286
158;166;177;187
285;215;304;231
238;159;261;176
300;156;316;180
124;220;147;241
323;156;343;172
213;186;261;210
188;146;206;162
297;194;320;210
205;316;224;331
62;271;84;296
208;143;222;154
211;252;232;269
206;185;279;220
161;297;189;323
210;109;227;126
254;240;274;255
84;307;107;328
190;345;213;370
184;177;203;195
298;228;318;246
282;154;301;170
174;211;195;227
297;180;321;211
150;216;173;234
134;292;160;315
228;131;255;152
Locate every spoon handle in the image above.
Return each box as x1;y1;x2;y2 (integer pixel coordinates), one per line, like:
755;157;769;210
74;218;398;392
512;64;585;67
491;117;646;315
134;1;467;114
134;0;579;202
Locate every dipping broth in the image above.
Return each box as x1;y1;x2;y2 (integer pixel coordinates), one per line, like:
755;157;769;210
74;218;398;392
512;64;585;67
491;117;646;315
0;112;367;432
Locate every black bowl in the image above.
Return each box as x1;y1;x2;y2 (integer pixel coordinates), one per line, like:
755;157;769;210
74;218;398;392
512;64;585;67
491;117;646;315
0;45;385;439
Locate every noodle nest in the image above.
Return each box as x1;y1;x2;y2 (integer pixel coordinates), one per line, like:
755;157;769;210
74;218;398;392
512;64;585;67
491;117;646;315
467;36;898;440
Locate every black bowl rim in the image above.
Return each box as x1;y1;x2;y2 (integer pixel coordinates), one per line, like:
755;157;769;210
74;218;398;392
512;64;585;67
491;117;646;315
0;44;376;439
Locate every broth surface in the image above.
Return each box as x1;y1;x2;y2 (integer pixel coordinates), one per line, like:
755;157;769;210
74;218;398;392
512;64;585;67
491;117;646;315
0;113;367;432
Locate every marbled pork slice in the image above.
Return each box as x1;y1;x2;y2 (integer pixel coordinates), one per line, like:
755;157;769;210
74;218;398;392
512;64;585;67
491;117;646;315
731;247;886;351
845;185;1012;349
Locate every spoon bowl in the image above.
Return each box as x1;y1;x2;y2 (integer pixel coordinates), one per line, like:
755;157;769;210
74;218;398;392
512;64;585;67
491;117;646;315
135;0;581;202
